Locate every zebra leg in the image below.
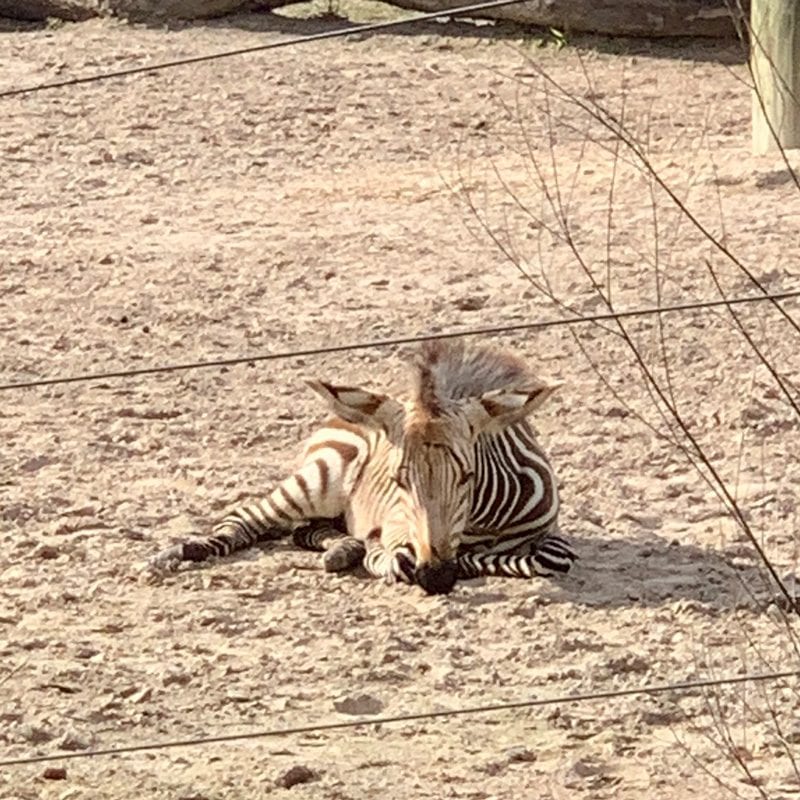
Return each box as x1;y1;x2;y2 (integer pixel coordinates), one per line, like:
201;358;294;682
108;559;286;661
149;461;346;570
290;517;365;574
291;516;347;552
362;533;416;585
457;534;577;580
322;537;366;573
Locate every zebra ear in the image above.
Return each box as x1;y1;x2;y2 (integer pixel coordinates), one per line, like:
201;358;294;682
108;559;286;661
306;380;404;430
467;382;561;432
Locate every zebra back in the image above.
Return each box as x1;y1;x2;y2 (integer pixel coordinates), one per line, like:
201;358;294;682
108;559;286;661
464;420;559;553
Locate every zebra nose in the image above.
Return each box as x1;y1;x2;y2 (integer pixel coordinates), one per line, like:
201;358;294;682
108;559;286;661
415;560;458;595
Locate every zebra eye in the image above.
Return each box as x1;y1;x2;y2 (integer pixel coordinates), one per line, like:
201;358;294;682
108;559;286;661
457;469;474;487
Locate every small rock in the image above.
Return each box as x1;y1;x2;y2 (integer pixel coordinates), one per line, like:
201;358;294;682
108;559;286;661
276;765;319;788
569;757;606;779
512;603;538;619
162;671;192;687
57;728;91;751
21;455;57;473
129;687;152;704
225;688;251;703
43;767;67;780
62;503;100;517
639;708;683;726
18;723;54;744
34;543;60;560
605;653;650;674
581;510;603;527
664;478;689;498
505;746;537;763
781;573;800;597
619;512;662;530
785;724;800;744
333;693;384;715
453;294;488;311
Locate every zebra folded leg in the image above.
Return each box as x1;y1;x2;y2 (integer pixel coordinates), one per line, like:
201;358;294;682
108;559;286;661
364;539;458;593
363;535;417;585
291;517;348;552
289;517;365;574
323;537;366;573
457;535;577;580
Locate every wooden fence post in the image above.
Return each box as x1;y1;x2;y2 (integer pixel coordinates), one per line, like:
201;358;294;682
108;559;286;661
751;0;800;154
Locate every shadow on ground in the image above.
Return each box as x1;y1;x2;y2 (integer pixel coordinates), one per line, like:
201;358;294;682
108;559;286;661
0;8;748;69
201;9;748;66
529;530;780;612
161;527;783;613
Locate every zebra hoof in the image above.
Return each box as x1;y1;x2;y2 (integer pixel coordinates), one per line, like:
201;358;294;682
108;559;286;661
416;561;458;595
322;540;365;573
147;544;184;572
392;549;417;585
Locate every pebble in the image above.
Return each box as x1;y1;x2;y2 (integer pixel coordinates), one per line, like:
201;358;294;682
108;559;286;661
57;728;91;751
333;693;385;715
18;723;54;744
505;746;537;763
129;687;152;704
453;294;488;311
33;543;60;560
276;765;318;788
786;724;800;744
43;767;67;780
619;512;663;530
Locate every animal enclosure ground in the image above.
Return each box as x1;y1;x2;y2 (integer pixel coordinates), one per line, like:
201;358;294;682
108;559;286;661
2;8;800;799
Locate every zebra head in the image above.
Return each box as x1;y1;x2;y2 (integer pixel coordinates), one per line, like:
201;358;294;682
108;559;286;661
307;358;558;595
401;368;558;595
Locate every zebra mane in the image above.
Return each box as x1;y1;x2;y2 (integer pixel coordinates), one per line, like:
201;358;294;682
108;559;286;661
410;340;535;412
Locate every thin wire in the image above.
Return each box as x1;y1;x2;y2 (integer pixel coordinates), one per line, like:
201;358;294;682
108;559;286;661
1;669;796;767
1;0;525;101
2;289;800;393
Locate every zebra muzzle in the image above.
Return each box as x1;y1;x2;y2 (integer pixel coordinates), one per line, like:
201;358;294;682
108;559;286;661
415;560;458;595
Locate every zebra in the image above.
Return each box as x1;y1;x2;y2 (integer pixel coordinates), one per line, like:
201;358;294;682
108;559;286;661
149;340;576;594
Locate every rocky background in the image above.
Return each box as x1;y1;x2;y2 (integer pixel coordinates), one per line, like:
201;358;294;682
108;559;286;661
0;0;745;37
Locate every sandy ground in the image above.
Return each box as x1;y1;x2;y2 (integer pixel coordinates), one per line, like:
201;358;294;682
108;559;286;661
2;7;800;799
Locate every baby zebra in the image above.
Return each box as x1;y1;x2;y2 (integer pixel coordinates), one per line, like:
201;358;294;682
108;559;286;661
149;340;576;594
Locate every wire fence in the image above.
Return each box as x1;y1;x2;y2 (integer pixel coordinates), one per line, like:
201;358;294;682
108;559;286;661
3;288;800;393
2;668;797;768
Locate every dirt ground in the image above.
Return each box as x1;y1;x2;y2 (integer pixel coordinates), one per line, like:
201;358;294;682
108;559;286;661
2;6;800;799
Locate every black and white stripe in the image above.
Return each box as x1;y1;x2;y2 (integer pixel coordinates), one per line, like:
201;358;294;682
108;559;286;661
457;534;577;578
149;342;577;588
